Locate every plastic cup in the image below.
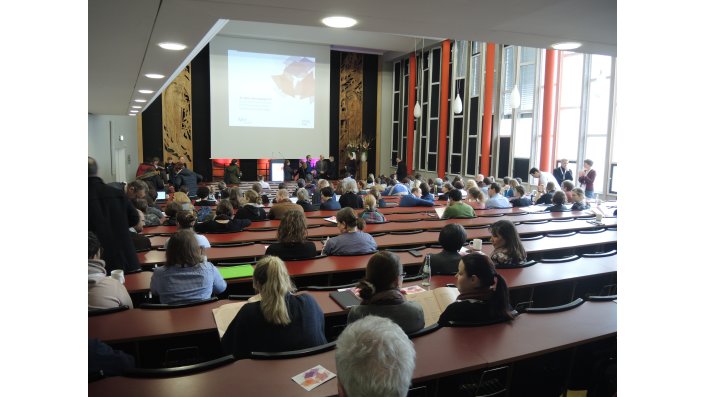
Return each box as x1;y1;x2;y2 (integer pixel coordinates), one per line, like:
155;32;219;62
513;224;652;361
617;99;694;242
110;269;125;284
472;239;482;250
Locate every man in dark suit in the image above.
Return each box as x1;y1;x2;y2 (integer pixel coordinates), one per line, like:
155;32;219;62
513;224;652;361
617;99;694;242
88;157;141;273
173;162;203;197
552;158;574;186
395;157;407;181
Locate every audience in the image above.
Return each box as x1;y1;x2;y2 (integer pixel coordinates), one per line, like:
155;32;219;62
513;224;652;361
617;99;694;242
295;188;316;212
268;189;305;220
438;252;515;326
322;207;377;255
251;182;270;205
228;186;243;209
339;179;364;209
360;195;386;223
467;187;486;210
88;232;133;310
319;186;341;210
545;190;570;212
561;180;575;203
485;182;512;209
194;186;217;206
235;190;268;221
571;187;591;210
194;200;252;232
162;201;183;226
488;220;527;266
131;197;163;227
335;315;416;397
368;186;389;208
429;223;466;275
129;210;152;251
150;230;226;304
442;189;476;219
534;182;557;205
164;211;211;254
264;210;317;260
509;185;533;207
221;256;327;360
347;251;424;334
419;182;434;201
399;187;435;207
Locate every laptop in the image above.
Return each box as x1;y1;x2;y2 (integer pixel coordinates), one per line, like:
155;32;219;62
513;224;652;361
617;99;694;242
156;191;167;201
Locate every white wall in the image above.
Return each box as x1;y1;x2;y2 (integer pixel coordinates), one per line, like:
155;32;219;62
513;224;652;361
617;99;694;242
88;114;139;183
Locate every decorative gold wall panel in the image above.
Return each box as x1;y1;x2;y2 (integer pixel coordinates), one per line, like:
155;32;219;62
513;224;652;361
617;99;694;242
162;65;193;167
339;53;364;155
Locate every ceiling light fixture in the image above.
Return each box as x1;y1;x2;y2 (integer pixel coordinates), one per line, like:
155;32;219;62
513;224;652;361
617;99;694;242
551;42;582;51
138;89;154;94
413;38;422;119
322;16;357;28
134;99;147;103
131;105;142;109
129;113;137;116
452;41;463;115
158;42;187;51
510;85;521;109
145;73;164;79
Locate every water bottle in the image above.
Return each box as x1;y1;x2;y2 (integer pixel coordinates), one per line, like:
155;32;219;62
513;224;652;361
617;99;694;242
421;254;432;287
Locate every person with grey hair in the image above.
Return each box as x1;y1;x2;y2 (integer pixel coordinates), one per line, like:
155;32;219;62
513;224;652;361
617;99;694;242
296;187;316;212
335;315;416;397
339;178;363;209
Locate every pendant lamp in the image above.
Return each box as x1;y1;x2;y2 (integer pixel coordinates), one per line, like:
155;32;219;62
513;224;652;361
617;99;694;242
510;85;521;109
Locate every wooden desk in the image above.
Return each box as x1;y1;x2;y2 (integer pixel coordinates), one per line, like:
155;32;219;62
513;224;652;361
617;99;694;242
88;301;616;397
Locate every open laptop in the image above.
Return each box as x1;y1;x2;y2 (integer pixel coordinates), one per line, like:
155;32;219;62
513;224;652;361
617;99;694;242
156;191;167;202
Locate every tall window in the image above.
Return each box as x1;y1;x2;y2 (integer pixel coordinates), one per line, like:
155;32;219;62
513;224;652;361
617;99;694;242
583;54;614;195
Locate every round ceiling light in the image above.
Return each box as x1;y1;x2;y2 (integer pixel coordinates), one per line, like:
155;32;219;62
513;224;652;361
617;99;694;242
138;89;154;94
145;73;164;79
551;42;582;51
322;16;357;28
158;42;187;51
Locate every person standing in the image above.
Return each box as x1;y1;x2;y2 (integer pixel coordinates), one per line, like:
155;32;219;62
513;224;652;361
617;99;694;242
88;157;141;273
326;155;337;179
173;163;203;197
315;154;326;179
224;159;241;184
395;157;407;181
529;167;559;188
552;159;574;186
578;159;597;198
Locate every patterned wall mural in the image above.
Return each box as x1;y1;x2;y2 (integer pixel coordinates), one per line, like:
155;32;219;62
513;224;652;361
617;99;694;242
339;53;364;165
162;64;193;167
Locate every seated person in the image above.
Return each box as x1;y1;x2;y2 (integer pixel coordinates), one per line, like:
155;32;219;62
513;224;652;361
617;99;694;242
129;210;152;251
172;191;195;214
347;252;424;334
485;183;512;209
88;232;133;310
235;190;268;221
399;187;435;207
251;182;270;205
194;201;252;233
368;186;389;208
228;187;243;210
570;187;591;211
419;182;435;201
221;256;327;360
442;189;476;219
264;210;317;260
322;207;377;256
88;338;135;382
545;190;570;212
467;187;486;210
453;181;468;198
162;201;182;226
360;195;386;224
319;186;341;211
131;197;163;227
164;211;211;255
335;315;416;397
256;175;270;190
295;188;316;212
194;186;217;206
438;252;516;326
437;182;455;201
268;189;305;220
430;223;466;275
150;230;226;304
509;185;533;207
561;180;575;203
488;220;527;266
339;179;364;209
502;178;518;198
534;182;557;205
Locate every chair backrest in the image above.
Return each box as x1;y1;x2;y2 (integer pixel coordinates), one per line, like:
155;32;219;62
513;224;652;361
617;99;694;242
523;298;584;314
286;254;327;261
522;219;550;225
298;282;357;291
88;305;130;317
546;231;577;237
585;294;617;302
385;246;427;253
578;228;607;234
407;323;441;338
520;234;545;241
210;241;256;248
539;255;580;264
140;297;218;309
389;229;425;235
581;249;617;258
250;341;336;360
446;312;517;327
123;355;235;378
494;259;537;269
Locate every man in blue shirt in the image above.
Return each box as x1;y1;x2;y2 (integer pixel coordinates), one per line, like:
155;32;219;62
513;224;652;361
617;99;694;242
399;187;435;207
485;183;512;209
319;186;341;210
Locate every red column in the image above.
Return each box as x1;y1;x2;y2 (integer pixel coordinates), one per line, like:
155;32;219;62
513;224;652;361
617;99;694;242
540;49;558;171
480;43;496;176
406;53;417;176
437;40;451;178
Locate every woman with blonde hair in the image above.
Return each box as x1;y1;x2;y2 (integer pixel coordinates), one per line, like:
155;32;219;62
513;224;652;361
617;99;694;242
221;256;327;360
360;194;386;223
265;210;316;260
235;190;267;221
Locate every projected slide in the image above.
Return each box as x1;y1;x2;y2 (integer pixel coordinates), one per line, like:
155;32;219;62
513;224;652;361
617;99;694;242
228;50;315;128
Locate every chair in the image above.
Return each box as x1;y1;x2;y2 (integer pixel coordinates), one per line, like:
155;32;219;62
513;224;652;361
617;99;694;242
306;224;323;229
124;268;143;275
407;323;440;338
209;241;256;248
385;245;427;253
243;227;278;232
522;219;550;225
539;255;580;263
522;298;584;314
123;355;235;378
520;234;544;241
370;232;389;237
494;260;537;269
250;341;336;359
585;294;617;301
88;305;130;316
478;213;505;217
581;250;617;258
546;231;577;237
446;311;517;327
454;365;512;397
140;297;218;309
390;217;425;223
228;294;255;300
298;282;357;291
550;217;575;222
286;254;327;261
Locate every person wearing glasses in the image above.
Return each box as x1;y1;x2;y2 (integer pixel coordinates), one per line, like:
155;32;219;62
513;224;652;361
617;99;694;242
346;251;424;334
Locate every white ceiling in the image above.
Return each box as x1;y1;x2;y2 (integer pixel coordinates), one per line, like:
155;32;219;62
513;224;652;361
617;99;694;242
88;0;616;116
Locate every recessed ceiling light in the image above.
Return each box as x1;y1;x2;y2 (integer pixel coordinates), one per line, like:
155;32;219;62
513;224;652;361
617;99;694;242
145;73;164;79
158;42;187;51
138;89;154;94
130;110;138;113
551;42;582;51
131;105;142;109
134;99;147;103
129;113;137;116
322;16;357;28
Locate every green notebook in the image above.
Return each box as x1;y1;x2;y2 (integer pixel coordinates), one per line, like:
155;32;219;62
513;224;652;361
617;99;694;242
218;264;254;279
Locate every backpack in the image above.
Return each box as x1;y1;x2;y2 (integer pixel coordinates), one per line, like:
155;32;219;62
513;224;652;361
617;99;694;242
196;206;212;222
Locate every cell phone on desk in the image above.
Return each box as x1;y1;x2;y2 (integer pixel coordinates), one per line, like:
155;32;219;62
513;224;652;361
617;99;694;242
409;250;423;257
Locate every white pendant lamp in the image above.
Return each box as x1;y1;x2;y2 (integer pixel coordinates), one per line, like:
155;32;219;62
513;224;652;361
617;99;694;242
413;101;422;118
453;94;463;114
510;85;521;109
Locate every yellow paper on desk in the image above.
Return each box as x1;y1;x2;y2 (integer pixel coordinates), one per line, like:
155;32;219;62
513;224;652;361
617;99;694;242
212;295;261;338
405;287;459;327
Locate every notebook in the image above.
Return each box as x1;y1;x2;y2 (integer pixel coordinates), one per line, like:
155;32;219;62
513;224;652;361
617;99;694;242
217;264;254;279
434;207;445;218
329;290;362;309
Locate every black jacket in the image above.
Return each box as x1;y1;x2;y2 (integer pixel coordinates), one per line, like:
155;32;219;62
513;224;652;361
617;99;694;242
173;168;203;197
235;205;268;221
